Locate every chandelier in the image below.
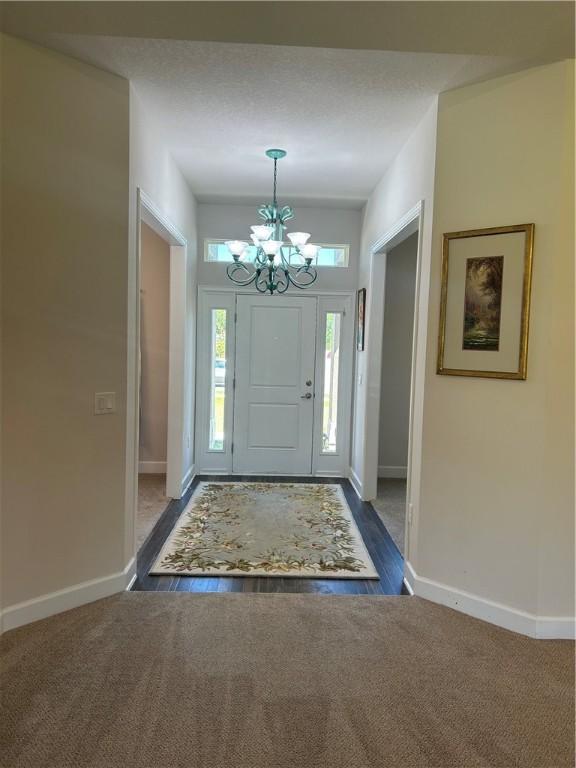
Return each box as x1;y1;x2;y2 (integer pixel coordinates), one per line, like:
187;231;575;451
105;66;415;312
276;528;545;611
225;149;319;294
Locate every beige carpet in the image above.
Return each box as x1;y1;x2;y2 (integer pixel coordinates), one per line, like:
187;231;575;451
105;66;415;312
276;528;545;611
151;482;378;578
137;473;169;548
1;594;573;768
372;478;407;554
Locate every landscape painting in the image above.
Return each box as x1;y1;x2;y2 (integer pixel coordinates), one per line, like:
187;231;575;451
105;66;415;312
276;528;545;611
462;255;504;351
437;224;534;379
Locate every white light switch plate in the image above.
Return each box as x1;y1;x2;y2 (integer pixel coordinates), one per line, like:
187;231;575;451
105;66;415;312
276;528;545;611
94;392;116;415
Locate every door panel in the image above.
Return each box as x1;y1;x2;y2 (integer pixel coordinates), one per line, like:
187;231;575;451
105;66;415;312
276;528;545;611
249;306;302;387
248;404;299;448
233;295;317;474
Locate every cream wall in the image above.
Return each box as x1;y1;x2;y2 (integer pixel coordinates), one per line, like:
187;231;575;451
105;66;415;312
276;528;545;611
378;233;418;471
139;223;170;465
0;35;130;617
353;62;574;636
0;38;199;628
414;61;574;629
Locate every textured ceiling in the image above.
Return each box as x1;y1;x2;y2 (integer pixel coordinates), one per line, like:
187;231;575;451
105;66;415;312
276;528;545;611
33;35;542;206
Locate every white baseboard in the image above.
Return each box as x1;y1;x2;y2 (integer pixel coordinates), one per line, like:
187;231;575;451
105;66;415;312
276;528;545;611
404;561;575;640
125;559;138;591
1;558;136;633
378;465;407;478
348;467;362;499
138;461;166;474
533;615;576;640
181;463;196;496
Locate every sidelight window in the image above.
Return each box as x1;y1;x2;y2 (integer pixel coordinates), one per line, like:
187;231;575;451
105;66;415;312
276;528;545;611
209;308;227;451
322;312;341;453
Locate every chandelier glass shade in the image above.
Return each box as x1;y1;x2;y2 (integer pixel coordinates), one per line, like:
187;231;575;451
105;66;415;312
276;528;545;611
225;149;319;294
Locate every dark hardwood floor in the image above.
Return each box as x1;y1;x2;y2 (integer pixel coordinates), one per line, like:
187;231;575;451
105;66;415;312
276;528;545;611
132;475;406;595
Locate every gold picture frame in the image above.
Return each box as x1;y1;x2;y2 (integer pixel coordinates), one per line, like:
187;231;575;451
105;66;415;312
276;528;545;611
437;223;534;380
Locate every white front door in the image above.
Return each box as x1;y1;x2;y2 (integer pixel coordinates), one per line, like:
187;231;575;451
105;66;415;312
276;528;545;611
233;294;317;474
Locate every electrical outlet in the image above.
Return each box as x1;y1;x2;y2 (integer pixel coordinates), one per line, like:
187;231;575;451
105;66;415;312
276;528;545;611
94;392;116;415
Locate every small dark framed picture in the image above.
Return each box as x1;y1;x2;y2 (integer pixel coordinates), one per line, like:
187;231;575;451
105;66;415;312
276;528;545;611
356;288;366;351
437;223;534;379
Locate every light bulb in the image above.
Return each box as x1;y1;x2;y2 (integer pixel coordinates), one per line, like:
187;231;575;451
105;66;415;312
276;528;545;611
262;240;283;256
287;232;311;247
250;225;274;241
226;240;248;258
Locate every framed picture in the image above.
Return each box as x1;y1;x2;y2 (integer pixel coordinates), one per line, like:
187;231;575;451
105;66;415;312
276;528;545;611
437;223;534;379
356;288;366;351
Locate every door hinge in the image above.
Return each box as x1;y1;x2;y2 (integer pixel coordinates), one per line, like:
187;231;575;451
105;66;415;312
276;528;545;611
234;312;237;323
231;441;234;454
233;377;236;390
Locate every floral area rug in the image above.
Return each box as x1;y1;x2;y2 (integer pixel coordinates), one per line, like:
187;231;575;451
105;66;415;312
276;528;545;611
150;482;379;579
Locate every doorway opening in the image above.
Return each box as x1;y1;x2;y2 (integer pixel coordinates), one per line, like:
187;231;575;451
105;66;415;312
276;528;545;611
359;200;426;571
371;232;418;555
137;221;171;548
133;190;188;552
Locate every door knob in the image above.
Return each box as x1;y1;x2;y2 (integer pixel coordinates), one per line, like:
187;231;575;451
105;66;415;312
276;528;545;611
306;380;312;386
300;392;312;399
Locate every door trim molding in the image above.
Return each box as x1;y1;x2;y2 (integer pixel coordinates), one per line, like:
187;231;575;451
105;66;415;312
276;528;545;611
196;287;355;476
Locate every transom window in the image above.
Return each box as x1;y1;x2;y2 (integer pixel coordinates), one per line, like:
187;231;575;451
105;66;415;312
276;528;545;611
204;239;349;267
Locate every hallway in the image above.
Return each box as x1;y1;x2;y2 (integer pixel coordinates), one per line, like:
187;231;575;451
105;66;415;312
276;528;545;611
0;7;573;767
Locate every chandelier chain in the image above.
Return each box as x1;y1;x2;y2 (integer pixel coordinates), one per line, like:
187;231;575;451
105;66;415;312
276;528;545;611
273;158;278;206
